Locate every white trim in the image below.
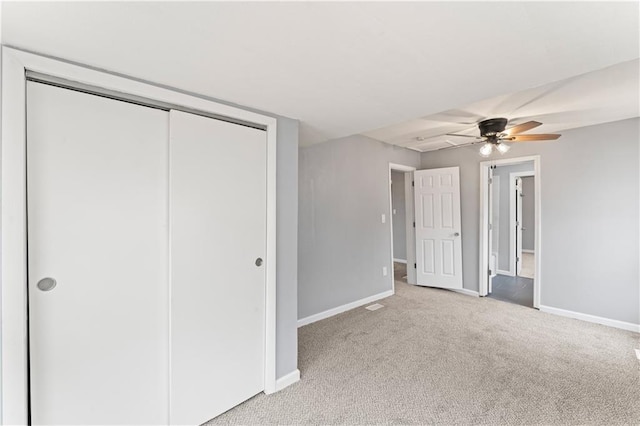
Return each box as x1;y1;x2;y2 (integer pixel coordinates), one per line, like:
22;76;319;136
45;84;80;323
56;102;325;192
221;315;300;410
404;170;417;285
388;163;417;294
393;258;407;264
509;171;535;277
1;47;29;424
539;305;640;333
1;47;279;423
495;269;513;276
272;369;300;393
452;288;480;297
522;249;535;254
479;165;490;298
389;163;417;173
297;290;394;327
479;156;541;309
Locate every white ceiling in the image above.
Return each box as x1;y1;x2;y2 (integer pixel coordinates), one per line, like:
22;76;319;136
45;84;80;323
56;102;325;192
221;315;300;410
363;58;640;152
2;2;639;147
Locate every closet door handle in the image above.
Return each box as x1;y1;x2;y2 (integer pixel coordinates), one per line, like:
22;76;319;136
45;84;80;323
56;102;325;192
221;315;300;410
37;277;57;292
255;258;263;267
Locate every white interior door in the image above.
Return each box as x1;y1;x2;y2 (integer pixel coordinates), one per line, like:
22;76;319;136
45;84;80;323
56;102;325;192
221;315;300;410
27;82;170;425
414;167;463;289
169;110;267;425
516;177;523;276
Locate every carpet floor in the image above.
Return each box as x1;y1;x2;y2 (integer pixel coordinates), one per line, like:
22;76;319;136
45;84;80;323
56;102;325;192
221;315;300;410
208;278;640;425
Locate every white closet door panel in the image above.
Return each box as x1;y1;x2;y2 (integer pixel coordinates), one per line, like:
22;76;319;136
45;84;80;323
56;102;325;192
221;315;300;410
169;110;266;425
27;82;169;425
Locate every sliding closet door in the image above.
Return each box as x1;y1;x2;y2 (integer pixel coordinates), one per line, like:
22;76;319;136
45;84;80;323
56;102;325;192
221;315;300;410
169;110;267;425
27;82;170;424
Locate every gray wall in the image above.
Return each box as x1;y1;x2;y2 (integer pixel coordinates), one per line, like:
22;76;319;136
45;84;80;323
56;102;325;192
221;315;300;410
493;162;534;271
421;118;639;325
391;170;407;261
521;176;535;251
298;135;421;320
273;117;299;378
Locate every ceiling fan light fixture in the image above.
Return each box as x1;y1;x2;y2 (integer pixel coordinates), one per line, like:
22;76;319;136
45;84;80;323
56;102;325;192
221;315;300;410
440;118;561;155
479;142;493;157
496;142;511;154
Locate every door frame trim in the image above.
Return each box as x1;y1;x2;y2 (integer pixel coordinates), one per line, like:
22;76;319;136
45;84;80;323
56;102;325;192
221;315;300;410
388;163;417;291
1;47;279;424
479;155;541;308
509;171;535;277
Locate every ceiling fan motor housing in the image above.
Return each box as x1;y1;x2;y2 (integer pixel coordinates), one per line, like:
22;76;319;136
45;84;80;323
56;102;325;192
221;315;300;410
478;118;508;138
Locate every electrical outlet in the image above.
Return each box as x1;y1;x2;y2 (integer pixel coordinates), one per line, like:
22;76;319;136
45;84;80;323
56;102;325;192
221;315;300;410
393;208;397;215
635;348;640;361
381;214;386;223
382;266;388;276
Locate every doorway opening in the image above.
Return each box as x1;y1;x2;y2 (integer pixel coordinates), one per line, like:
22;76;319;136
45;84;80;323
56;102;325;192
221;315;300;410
388;163;416;291
479;156;541;308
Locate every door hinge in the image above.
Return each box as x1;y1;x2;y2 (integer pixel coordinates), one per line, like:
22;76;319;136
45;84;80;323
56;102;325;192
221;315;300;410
414;263;417;269
412;180;415;187
413;221;415;228
488;269;492;276
488;223;492;231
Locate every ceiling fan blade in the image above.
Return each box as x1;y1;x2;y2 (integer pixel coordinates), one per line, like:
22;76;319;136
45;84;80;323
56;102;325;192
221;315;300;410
504;121;542;135
445;133;482;139
506;133;561;142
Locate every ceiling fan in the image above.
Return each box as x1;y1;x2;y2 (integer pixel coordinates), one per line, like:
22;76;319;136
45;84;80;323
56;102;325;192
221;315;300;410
445;118;561;156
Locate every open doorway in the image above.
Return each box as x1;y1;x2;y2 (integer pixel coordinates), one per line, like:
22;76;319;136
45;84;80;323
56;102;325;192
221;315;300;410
480;156;541;308
388;163;416;290
515;175;536;280
391;170;409;284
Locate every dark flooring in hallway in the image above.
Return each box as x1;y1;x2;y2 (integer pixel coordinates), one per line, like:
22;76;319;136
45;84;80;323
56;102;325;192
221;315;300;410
488;274;534;308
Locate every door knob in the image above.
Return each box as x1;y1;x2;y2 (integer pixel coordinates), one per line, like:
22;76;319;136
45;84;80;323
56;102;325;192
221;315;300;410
37;277;57;292
454;232;460;237
255;258;263;267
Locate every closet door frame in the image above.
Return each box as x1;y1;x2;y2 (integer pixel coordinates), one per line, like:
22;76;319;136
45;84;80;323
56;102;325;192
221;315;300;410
0;47;279;425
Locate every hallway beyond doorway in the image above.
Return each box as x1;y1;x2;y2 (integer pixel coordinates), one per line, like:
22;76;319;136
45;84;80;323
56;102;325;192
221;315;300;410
394;261;407;284
520;252;535;279
488;274;534;308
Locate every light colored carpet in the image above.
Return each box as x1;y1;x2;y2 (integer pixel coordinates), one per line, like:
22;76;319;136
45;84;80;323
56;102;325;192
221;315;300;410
207;280;640;425
519;252;535;279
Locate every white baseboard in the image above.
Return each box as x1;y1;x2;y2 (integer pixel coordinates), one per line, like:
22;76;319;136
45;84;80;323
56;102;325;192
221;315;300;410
539;305;640;333
393;258;407;264
452;288;479;297
272;369;300;393
522;249;535;254
298;290;394;327
496;269;514;276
